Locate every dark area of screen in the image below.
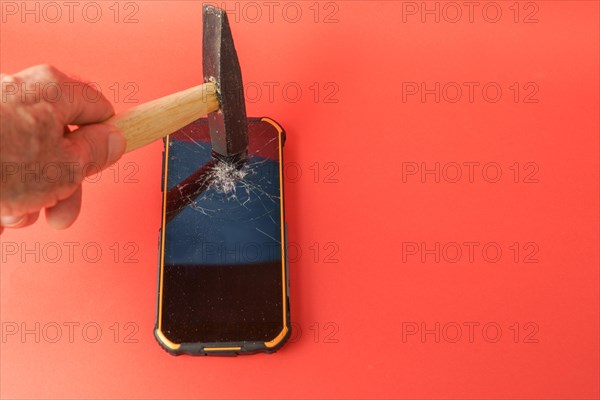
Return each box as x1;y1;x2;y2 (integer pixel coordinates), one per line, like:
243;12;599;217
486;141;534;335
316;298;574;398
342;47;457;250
161;119;283;344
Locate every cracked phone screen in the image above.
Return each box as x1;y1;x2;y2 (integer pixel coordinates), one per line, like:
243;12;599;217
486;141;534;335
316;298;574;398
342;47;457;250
158;118;285;345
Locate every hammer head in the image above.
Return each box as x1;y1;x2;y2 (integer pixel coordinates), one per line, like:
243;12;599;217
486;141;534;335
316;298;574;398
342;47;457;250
203;5;248;160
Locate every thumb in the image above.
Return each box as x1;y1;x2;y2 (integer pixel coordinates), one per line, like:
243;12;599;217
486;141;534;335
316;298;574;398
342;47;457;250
67;124;126;174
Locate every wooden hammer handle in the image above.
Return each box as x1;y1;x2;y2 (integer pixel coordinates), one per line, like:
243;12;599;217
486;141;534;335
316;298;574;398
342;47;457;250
103;82;219;153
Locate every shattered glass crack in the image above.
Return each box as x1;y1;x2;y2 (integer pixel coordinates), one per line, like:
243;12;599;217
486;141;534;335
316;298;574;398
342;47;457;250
175;130;279;219
164;119;283;266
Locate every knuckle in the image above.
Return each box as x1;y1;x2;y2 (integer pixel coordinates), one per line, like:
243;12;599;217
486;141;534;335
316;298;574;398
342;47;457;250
36;64;59;78
0;73;16;84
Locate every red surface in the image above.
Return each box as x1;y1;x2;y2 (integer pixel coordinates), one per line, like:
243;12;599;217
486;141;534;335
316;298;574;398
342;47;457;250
1;1;599;399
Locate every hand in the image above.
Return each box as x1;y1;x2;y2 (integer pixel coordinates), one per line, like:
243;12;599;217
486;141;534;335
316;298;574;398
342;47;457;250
0;65;126;234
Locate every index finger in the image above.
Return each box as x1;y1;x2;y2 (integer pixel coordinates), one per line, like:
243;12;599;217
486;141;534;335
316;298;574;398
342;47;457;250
14;64;115;125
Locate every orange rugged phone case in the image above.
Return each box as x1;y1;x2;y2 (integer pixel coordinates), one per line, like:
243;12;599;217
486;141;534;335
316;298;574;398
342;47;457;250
155;117;290;356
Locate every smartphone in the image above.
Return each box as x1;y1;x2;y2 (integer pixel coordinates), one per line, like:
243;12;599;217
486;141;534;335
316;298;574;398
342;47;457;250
155;117;290;356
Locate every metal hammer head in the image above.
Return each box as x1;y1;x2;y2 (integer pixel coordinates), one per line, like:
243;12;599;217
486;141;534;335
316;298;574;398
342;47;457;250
203;5;248;160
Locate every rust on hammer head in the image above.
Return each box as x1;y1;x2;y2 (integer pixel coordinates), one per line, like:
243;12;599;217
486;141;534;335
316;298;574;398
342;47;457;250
203;5;248;159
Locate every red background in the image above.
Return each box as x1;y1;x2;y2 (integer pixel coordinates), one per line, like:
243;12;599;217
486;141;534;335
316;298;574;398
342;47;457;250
1;1;599;398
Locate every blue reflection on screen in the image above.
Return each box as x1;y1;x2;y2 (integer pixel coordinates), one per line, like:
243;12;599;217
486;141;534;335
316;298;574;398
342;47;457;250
163;120;282;266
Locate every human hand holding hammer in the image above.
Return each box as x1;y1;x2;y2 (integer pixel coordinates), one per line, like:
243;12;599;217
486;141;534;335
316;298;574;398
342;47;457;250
0;65;218;234
0;5;242;234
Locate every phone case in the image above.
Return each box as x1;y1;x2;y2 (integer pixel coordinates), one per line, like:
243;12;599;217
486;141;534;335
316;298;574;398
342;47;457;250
154;117;290;356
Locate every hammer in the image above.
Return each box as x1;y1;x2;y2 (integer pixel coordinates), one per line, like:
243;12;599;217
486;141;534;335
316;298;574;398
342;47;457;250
103;5;247;160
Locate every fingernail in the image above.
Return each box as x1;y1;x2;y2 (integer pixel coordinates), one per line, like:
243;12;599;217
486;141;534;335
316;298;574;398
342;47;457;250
1;215;25;227
107;129;126;165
